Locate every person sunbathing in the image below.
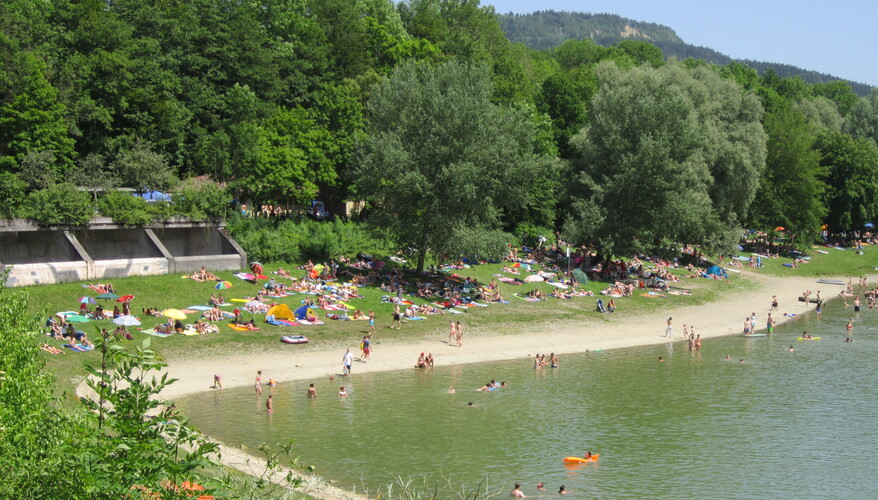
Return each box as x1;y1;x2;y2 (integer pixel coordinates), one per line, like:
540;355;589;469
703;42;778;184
41;344;64;354
154;323;172;334
305;309;319;322
351;309;366;320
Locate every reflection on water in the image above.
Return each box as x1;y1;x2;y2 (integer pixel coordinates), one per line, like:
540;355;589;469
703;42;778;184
177;297;878;498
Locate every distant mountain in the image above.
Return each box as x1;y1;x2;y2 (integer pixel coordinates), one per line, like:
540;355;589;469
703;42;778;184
497;11;873;96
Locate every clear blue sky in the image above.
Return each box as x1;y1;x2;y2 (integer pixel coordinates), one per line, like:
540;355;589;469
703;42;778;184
485;0;877;87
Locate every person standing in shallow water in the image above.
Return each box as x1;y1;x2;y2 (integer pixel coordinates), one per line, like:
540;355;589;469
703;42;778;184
255;370;263;395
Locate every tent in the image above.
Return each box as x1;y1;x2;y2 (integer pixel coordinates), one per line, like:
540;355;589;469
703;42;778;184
294;305;310;320
705;265;728;279
266;304;295;321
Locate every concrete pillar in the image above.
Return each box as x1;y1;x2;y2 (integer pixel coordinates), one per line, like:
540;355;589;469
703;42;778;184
144;228;175;273
63;231;94;279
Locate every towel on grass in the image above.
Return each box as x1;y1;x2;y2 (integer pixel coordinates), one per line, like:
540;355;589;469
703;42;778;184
297;319;325;325
63;343;93;352
141;330;172;338
228;324;260;331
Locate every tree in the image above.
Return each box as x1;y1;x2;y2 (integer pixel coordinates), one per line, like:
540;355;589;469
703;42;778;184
536;72;588;158
0;286;81;497
353;61;554;272
113;138;176;193
81;336;218;496
564;62;766;256
0;172;27;217
816;131;878;233
17;149;59;190
26;183;94;225
795;96;844;132
748;104;826;247
846;89;878;146
0;52;75;174
71;153;116;209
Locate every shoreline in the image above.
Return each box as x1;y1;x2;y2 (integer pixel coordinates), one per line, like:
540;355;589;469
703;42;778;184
157;272;834;400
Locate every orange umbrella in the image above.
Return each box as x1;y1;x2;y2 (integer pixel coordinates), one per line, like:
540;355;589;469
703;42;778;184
774;226;785;231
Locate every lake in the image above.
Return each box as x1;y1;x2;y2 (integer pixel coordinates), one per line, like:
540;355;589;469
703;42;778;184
176;295;878;498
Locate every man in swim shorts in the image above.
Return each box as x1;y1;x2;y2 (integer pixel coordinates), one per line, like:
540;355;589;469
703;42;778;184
510;483;526;498
342;348;353;376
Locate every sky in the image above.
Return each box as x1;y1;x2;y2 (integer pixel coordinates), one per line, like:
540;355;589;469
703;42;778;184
485;0;878;87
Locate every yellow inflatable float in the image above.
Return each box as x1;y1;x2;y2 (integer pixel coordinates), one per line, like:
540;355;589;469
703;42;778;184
563;454;599;463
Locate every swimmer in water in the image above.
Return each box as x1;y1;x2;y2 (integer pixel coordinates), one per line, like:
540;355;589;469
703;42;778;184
265;395;273;413
536;482;545;490
559;485;567;495
789;345;795;352
307;383;317;398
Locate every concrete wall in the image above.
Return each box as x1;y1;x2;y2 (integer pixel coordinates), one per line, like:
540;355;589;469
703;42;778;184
174;255;243;273
1;219;247;287
0;231;81;264
71;228;164;260
4;262;88;287
152;227;237;257
93;258;169;279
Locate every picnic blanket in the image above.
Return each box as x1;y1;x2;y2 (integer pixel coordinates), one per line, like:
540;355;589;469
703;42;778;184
187;305;213;311
141;330;172;338
63;343;94;352
228;324;260;331
266;319;299;326
498;277;524;285
296;319;325;325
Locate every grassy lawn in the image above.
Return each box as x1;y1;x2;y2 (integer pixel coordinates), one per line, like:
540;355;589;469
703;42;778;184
18;243;878;399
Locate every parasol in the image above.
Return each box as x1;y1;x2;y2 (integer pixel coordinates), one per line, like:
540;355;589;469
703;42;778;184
161;309;187;320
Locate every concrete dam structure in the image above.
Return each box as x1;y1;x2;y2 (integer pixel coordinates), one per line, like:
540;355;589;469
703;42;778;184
0;218;247;287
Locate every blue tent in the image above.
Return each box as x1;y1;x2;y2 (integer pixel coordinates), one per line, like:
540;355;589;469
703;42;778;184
294;305;309;320
135;190;172;202
705;265;728;278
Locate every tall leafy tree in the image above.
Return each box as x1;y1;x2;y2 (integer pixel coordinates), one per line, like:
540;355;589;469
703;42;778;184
846;89;878;146
564;62;766;256
354;61;554;272
0;52;74;173
749;104;826;246
816;131;878;233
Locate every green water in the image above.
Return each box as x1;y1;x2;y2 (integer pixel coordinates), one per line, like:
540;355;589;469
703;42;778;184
177;297;878;498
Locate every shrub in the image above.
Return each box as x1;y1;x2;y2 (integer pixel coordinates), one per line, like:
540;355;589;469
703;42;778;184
174;183;230;220
0;172;27;218
26;183;93;225
100;191;152;225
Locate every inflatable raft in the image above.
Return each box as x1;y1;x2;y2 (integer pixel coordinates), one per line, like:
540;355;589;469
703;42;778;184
280;335;309;344
796;337;821;341
563;454;599;463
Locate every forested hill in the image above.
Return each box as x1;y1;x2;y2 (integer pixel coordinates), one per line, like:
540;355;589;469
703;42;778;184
497;10;873;96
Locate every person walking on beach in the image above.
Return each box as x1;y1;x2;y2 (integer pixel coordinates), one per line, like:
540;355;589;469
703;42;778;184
361;335;371;361
391;304;401;329
449;320;457;345
213;373;223;390
255;370;263;395
771;295;779;311
455;321;463;347
665;317;673;338
343;348;353;376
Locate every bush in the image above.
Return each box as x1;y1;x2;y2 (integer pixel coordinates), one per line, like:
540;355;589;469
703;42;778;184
0;172;27;218
26;183;93;225
225;216;389;263
514;222;554;248
174;182;230;220
100;191;152;225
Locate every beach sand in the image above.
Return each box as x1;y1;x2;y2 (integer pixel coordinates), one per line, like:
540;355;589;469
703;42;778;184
157;272;829;401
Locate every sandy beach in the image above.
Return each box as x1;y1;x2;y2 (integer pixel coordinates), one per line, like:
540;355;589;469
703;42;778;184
158;272;834;400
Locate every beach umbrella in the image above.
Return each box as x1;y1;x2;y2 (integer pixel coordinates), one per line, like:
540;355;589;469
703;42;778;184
215;281;233;290
117;294;135;302
79;296;97;304
572;268;589;285
113;315;141;326
96;292;119;300
161;309;187;320
313;264;325;274
65;314;90;323
524;275;544;282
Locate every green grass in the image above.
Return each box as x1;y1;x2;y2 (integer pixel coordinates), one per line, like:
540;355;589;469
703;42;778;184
20;244;878;398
